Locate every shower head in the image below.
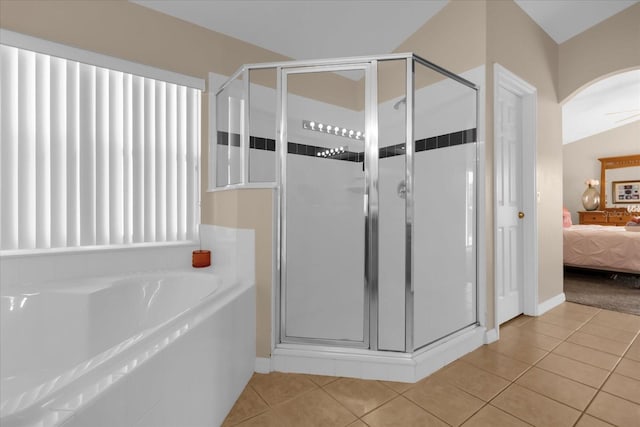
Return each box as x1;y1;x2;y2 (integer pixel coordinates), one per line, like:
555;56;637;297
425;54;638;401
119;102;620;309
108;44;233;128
393;97;406;110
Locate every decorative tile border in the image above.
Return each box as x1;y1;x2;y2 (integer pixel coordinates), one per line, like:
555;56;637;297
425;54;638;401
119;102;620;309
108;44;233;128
217;128;476;162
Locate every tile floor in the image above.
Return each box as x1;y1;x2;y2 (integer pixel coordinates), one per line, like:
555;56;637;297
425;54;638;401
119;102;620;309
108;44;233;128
222;302;640;427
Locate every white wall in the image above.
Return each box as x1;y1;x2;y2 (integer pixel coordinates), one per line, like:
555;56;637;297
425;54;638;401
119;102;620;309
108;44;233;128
413;143;477;347
284;155;364;341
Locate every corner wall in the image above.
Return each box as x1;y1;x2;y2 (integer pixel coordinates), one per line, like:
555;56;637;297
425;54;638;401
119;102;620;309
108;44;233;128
202;189;274;358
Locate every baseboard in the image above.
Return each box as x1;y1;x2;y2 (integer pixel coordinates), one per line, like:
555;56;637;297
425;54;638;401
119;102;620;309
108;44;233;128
537;292;566;315
484;328;499;344
270;326;485;383
254;357;271;373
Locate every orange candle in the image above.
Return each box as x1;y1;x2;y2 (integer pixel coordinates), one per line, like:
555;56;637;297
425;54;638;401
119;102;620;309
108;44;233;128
192;250;211;268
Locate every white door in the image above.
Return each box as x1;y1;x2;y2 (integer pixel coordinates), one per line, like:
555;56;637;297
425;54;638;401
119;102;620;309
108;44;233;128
496;86;525;324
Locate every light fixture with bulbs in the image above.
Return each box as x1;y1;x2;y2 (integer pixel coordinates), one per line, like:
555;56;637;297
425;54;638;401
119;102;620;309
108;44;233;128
316;146;346;158
302;120;364;140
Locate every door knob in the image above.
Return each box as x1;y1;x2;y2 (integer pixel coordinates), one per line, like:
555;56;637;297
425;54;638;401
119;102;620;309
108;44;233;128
518;211;525;219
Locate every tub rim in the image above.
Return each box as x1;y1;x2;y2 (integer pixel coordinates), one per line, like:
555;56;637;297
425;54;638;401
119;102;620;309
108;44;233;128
0;270;250;426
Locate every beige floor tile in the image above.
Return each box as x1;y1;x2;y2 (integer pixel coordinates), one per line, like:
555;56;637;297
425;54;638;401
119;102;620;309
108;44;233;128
615;357;640;380
558;302;601;315
552;341;620;370
547;303;599;322
462;346;531;381
536;353;610;388
586;391;640;427
404;377;485;426
432;360;510;401
492;383;581;427
237;388;356;427
579;321;638;344
379;380;415;394
602;373;640;404
515;367;597;410
487;337;548;365
538;312;586;330
499;326;563;351
567;331;630;356
249;372;318;407
502;315;534;328
225;303;638;427
323;378;397;417
626;338;640;361
519;319;575;340
461;404;531;427
574;414;615;427
234;411;280;427
222;386;270;426
306;374;339;387
590;310;640;333
361;396;449;427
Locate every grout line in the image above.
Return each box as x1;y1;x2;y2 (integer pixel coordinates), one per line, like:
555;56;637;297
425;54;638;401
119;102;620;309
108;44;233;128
400;394;455;427
247;382;273;409
318;379;404;422
313;385;365;420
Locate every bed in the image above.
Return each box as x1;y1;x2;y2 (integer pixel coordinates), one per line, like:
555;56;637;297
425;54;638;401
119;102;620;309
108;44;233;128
563;225;640;273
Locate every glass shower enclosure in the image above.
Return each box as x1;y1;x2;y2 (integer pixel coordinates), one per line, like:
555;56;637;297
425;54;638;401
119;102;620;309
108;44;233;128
214;53;478;354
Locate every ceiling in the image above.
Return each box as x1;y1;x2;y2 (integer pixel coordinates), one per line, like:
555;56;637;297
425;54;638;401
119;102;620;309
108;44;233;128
131;0;448;60
132;0;640;143
515;0;638;44
563;70;640;144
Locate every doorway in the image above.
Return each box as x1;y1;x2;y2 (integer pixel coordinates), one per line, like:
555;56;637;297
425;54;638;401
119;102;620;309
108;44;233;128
494;64;538;325
279;63;375;348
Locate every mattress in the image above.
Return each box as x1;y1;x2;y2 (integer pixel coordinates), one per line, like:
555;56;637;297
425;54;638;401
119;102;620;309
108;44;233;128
563;225;640;273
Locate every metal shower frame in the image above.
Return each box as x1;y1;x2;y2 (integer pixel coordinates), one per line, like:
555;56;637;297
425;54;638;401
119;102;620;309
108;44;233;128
215;52;479;353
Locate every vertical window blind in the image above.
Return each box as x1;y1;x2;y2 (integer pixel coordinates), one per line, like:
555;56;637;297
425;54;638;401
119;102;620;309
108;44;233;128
0;44;201;250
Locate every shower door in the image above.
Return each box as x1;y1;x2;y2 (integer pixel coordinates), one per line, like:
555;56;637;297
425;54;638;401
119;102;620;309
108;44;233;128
280;63;377;348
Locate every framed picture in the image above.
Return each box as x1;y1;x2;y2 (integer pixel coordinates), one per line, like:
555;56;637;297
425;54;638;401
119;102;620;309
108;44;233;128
612;180;640;204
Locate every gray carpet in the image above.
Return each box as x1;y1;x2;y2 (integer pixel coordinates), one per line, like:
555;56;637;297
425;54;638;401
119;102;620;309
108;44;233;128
564;268;640;316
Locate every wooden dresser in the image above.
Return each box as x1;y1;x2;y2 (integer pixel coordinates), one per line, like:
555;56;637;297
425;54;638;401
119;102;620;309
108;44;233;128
578;209;635;226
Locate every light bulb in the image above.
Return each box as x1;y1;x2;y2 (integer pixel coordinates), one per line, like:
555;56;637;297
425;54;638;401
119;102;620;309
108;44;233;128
310;121;315;129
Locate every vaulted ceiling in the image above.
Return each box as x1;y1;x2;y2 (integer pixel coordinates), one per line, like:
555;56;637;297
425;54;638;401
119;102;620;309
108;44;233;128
132;0;640;143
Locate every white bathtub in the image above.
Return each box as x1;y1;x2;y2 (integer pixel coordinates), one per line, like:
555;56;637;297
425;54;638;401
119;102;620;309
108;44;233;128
0;270;255;427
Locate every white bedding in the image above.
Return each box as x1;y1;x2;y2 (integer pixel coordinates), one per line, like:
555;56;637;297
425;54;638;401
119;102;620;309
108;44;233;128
563;225;640;273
